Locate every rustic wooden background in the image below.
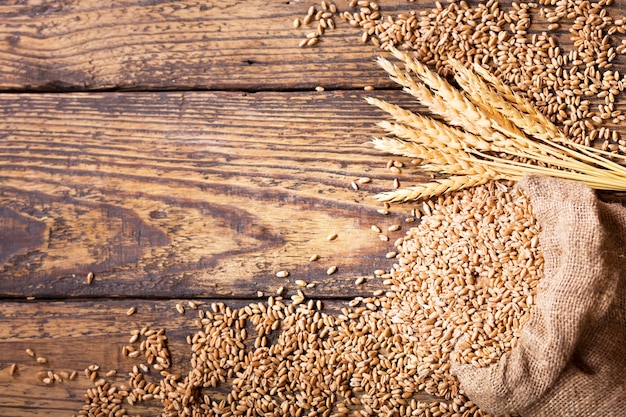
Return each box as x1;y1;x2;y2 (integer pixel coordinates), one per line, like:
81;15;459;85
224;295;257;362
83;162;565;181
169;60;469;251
1;0;625;416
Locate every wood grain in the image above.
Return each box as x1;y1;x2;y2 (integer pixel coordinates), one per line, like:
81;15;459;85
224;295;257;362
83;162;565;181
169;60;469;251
0;0;411;91
0;0;624;92
0;90;428;299
0;298;441;417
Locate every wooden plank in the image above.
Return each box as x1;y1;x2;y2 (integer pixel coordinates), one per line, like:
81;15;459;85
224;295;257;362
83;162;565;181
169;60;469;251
0;298;441;417
0;0;416;91
0;90;426;299
0;299;224;417
1;0;623;92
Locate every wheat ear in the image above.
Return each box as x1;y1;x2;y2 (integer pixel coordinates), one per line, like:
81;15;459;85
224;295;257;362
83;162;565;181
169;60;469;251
470;62;567;143
365;97;493;152
372;136;497;177
376;56;503;143
375;174;496;202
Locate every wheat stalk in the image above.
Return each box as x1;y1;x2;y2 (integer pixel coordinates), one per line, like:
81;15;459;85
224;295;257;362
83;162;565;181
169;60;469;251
370;49;626;202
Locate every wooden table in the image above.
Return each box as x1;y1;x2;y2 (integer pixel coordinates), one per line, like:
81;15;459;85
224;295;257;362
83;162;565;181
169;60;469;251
0;1;624;416
0;2;427;415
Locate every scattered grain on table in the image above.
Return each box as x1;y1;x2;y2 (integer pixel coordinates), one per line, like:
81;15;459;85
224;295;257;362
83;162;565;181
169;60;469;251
73;181;541;417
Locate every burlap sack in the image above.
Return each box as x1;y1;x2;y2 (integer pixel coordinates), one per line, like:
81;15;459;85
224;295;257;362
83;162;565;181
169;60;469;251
451;175;626;416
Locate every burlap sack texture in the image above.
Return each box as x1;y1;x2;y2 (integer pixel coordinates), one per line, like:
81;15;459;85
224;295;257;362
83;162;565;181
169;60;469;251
451;175;626;416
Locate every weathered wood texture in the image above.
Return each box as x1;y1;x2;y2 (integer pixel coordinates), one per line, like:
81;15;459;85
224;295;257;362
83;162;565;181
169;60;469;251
1;0;625;92
0;90;425;299
0;0;409;91
3;0;626;415
0;299;441;417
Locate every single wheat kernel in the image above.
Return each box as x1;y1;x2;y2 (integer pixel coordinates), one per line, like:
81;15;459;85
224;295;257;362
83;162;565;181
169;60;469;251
276;270;289;278
326;266;338;275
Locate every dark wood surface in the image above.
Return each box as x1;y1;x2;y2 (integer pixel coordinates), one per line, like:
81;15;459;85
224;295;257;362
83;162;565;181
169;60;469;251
2;0;626;415
0;0;409;91
0;90;421;300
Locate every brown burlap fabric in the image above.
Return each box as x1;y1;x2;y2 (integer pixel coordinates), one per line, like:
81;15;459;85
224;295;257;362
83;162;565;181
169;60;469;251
451;175;626;416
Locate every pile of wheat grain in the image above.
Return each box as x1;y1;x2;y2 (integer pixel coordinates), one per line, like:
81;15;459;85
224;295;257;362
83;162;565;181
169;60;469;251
74;181;539;417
